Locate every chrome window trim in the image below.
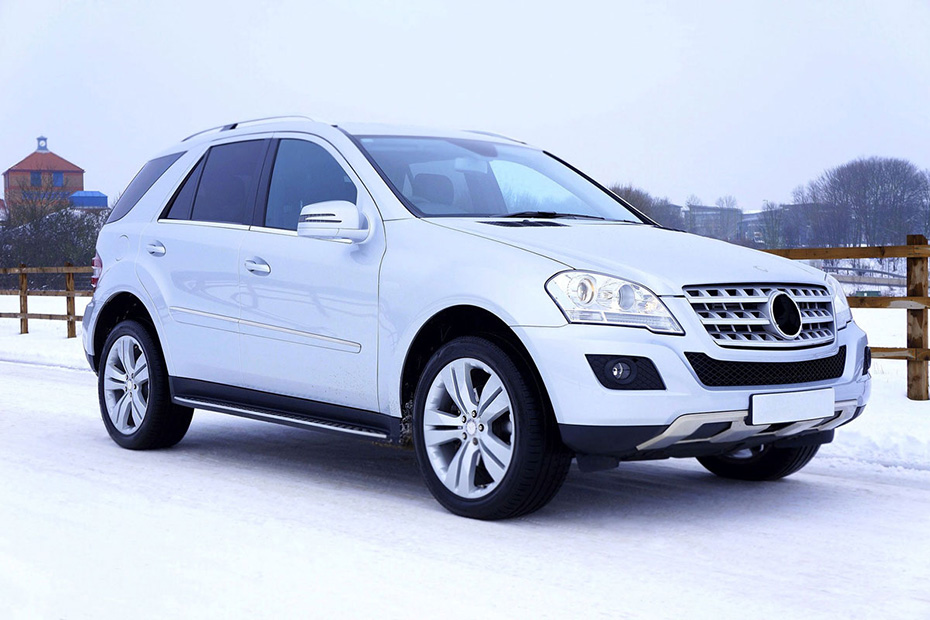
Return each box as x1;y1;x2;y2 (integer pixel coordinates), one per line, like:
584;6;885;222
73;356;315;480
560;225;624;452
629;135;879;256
156;219;250;231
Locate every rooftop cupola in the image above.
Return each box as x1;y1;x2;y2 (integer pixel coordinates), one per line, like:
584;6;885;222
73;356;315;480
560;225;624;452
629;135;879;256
36;136;48;152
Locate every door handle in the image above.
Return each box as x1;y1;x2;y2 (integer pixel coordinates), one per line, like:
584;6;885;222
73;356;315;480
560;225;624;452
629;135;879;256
147;242;166;257
244;258;271;275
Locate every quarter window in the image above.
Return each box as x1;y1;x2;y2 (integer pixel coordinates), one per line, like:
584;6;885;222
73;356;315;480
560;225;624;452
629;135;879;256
163;158;205;220
190;140;267;225
264;140;357;230
107;151;184;223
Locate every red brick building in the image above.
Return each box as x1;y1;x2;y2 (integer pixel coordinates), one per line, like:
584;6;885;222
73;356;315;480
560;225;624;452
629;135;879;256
2;137;85;214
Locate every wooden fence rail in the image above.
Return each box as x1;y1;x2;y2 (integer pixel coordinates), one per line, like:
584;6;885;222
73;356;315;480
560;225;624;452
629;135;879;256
0;264;93;338
766;234;930;400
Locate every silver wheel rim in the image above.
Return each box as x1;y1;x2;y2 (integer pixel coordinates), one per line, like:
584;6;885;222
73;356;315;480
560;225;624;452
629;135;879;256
423;357;515;499
103;335;149;435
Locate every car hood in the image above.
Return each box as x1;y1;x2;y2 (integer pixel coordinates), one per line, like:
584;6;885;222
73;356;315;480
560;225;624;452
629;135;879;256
428;219;825;295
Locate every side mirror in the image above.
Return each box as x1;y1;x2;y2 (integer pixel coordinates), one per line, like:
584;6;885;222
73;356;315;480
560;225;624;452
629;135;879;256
297;200;369;243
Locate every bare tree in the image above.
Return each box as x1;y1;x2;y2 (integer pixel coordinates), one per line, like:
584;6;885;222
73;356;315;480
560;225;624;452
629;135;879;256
715;195;739;210
0;175;108;281
7;175;74;227
807;157;929;246
609;184;682;229
760;201;784;247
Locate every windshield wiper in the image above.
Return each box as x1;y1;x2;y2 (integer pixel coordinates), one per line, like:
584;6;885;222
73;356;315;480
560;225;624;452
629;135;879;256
502;211;607;221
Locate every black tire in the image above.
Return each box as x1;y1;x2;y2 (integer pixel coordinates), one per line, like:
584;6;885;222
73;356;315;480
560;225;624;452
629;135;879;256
97;320;193;450
412;336;571;520
697;444;820;481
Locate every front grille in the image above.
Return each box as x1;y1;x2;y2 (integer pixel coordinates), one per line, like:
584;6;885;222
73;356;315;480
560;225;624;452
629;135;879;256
685;346;846;387
683;283;835;349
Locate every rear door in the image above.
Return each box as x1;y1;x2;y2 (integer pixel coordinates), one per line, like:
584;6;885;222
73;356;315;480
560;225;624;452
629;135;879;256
237;134;385;410
139;138;270;384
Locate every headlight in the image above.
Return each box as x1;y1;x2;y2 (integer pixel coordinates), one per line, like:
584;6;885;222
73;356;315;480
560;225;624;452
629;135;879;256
546;271;683;334
825;274;852;327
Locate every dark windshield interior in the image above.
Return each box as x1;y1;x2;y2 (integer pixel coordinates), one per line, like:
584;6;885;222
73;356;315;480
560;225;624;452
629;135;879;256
355;136;643;222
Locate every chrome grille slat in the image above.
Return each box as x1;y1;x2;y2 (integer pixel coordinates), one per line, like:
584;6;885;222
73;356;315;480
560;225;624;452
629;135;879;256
683;283;836;349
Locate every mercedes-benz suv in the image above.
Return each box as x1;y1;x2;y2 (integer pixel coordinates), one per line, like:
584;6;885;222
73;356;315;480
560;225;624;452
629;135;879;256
83;116;871;519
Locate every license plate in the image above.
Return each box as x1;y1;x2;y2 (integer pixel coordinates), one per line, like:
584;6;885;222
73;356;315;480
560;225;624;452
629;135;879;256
750;388;835;425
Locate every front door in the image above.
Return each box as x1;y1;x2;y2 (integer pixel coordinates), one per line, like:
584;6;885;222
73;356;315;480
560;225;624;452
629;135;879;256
237;135;385;411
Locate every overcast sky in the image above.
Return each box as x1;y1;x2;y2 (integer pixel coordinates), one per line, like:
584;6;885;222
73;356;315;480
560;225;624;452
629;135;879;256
1;0;928;210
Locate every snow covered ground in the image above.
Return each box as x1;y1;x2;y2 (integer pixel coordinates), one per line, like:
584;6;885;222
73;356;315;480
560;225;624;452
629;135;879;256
1;298;929;618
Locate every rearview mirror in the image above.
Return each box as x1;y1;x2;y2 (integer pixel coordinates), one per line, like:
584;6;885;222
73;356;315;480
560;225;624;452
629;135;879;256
297;200;369;243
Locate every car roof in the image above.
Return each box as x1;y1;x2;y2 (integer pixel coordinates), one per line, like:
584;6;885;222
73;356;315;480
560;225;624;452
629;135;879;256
152;117;531;159
337;122;527;145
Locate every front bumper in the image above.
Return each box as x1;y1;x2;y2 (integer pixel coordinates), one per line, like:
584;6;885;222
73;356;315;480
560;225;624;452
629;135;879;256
513;314;870;458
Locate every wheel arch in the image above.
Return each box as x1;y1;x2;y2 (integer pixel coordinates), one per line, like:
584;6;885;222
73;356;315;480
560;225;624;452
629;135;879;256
399;305;555;439
91;291;160;371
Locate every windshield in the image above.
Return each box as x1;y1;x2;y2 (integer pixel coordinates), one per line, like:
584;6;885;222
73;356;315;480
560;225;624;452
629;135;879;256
355;136;645;222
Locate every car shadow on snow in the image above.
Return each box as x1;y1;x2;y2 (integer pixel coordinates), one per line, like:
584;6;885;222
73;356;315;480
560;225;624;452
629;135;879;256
167;412;856;525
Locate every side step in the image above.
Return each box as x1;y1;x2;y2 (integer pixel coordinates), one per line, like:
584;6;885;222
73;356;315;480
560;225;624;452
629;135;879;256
174;396;390;440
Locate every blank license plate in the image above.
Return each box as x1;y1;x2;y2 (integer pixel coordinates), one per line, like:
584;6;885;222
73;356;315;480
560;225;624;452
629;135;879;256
750;388;835;425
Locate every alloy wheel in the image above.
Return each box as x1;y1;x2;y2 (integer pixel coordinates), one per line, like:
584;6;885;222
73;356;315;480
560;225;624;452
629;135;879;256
422;357;516;499
102;335;149;435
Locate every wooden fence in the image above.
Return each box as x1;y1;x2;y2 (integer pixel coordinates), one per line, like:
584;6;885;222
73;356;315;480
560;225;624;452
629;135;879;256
766;234;930;400
0;264;93;338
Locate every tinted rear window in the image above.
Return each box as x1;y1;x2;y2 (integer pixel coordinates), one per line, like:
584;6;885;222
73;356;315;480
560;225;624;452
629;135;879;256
107;152;185;223
190;140;267;225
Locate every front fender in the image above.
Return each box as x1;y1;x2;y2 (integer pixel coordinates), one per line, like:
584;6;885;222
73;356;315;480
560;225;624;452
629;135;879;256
377;219;569;417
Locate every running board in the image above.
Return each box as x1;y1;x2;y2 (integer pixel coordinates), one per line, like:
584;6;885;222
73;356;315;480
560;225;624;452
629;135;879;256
174;396;389;440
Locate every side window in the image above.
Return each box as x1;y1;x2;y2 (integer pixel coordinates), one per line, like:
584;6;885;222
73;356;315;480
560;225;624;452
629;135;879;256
264;139;357;230
163;157;205;220
190;140;267;225
108;151;185;223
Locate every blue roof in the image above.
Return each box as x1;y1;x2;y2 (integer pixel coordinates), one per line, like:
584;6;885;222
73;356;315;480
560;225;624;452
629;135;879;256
70;190;108;208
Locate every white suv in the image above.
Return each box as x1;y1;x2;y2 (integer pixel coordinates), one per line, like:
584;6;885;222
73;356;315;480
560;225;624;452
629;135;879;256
84;116;871;519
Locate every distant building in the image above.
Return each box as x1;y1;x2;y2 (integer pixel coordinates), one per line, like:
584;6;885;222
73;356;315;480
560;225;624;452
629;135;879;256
70;190;109;213
739;210;765;246
3;137;84;203
681;204;742;242
2;136;106;222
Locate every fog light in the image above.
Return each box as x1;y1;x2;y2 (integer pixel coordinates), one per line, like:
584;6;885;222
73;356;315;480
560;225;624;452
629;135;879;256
606;358;637;386
586;354;666;391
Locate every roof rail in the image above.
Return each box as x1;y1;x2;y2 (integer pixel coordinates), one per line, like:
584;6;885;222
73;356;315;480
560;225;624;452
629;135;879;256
181;115;316;142
464;130;526;145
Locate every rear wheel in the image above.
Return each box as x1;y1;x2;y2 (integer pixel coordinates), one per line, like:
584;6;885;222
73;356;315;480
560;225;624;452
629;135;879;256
412;336;571;520
697;443;820;481
98;320;193;450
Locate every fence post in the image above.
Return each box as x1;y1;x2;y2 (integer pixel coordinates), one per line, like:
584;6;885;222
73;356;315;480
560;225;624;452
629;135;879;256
65;262;76;339
906;234;929;400
18;264;28;335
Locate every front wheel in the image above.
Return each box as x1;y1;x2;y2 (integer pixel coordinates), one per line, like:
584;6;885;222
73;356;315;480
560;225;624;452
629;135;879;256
98;320;193;450
412;336;571;520
697;444;820;481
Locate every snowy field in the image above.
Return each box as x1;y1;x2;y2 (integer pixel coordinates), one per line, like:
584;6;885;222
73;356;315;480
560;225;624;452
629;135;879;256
1;297;929;618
